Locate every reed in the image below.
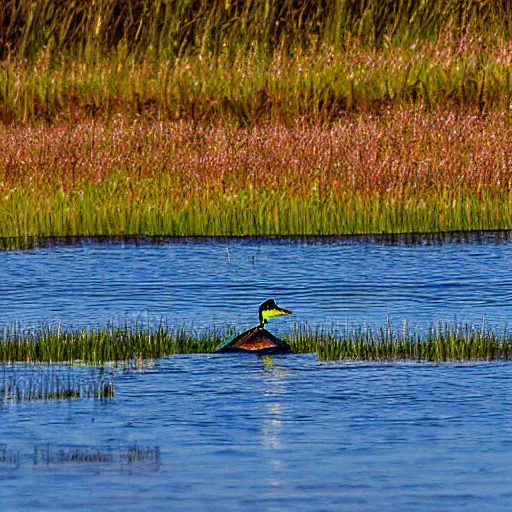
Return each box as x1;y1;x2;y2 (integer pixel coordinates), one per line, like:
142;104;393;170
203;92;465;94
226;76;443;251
0;321;510;363
1;1;512;123
1;365;114;400
3;39;512;124
4;0;507;60
296;323;512;362
0;323;223;363
5;184;512;237
2;34;512;124
2;111;512;237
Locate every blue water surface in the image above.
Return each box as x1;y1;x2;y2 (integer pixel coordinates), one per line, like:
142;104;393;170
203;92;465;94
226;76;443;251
1;234;512;511
1;356;511;512
1;234;512;332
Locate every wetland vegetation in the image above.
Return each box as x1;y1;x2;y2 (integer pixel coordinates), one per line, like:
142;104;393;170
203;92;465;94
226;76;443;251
3;112;512;236
2;0;512;123
1;2;511;363
1;1;512;236
3;5;512;504
0;321;510;363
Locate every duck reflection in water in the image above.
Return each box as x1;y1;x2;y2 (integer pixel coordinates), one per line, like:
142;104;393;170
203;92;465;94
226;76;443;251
216;299;292;355
260;354;291;494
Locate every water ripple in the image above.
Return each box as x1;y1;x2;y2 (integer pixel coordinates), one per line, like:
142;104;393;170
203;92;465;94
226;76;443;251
2;237;512;331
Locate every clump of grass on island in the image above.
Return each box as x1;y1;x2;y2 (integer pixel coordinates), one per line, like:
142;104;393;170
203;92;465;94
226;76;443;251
293;323;512;362
0;321;510;364
2;111;512;238
0;323;224;364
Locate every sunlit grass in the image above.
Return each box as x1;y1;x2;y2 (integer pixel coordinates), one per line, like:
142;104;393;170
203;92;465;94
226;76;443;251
3;184;512;237
292;323;512;362
0;323;223;364
1;1;511;123
2;41;511;124
2;112;512;237
0;321;510;363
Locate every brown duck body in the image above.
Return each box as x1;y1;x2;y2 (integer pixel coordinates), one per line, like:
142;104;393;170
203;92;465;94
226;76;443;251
216;325;292;355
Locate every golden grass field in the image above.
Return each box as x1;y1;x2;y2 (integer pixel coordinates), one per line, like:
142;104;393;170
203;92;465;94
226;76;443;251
2;0;512;236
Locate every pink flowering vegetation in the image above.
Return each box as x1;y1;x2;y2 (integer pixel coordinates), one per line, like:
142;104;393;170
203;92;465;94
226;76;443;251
2;109;512;196
1;108;512;236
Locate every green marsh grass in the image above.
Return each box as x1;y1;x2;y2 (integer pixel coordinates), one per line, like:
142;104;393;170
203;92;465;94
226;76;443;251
4;185;512;237
0;323;223;364
0;321;511;364
3;39;512;124
297;323;512;362
2;1;512;236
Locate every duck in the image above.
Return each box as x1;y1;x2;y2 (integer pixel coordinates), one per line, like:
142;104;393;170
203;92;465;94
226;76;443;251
216;299;293;355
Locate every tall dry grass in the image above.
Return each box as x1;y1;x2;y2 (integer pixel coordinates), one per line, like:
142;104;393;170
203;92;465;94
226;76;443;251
3;0;509;60
1;1;512;123
2;35;512;123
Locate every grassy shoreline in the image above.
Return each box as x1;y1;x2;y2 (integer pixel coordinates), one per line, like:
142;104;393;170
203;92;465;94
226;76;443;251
2;111;512;236
5;186;512;237
0;322;510;363
3;2;512;236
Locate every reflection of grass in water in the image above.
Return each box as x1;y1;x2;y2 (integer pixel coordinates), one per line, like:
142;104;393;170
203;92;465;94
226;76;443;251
0;321;511;363
0;444;160;470
1;366;114;401
33;444;160;468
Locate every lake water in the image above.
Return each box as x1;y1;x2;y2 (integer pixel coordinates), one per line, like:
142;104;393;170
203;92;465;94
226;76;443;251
2;233;512;332
2;356;512;512
1;234;512;511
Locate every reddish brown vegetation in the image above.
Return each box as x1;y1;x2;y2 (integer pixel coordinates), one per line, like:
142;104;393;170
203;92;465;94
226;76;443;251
1;108;511;199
